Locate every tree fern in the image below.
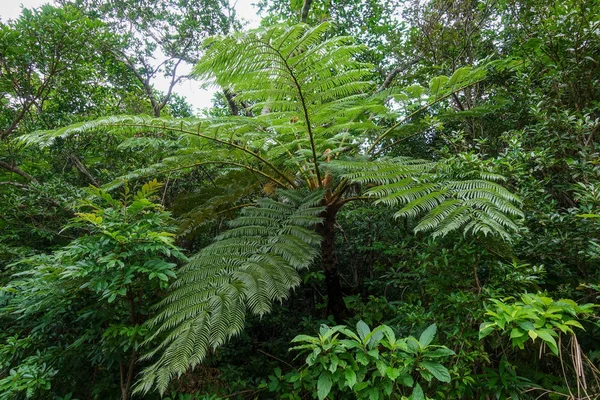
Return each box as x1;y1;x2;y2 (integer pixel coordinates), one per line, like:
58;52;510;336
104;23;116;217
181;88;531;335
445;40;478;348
17;22;524;394
134;189;324;394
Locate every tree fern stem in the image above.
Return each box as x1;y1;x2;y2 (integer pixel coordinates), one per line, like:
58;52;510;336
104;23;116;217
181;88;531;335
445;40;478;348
296;87;322;188
318;204;347;321
330;178;349;202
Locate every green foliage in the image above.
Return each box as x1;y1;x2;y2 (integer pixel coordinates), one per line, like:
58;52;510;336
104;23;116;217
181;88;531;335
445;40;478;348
22;22;378;194
273;321;454;399
0;357;57;400
0;338;57;399
479;293;596;355
61;180;185;300
163;392;223;400
19;20;521;396
0;178;81;250
478;356;534;400
0;180;185;398
4;0;600;398
61;0;235;117
0;4;132;136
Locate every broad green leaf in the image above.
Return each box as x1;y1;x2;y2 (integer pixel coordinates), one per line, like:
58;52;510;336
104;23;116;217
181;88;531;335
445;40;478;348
419;324;437;347
344;368;357;388
510;328;525;339
398;373;414;387
420;361;451;383
376;360;387;376
406;337;420;353
367;328;384;348
423;347;455;357
563;320;584;330
479;322;495;339
536;330;558;355
382;379;393;396
386;367;400;380
368;388;380;400
517;321;535;331
528;330;538;340
356;320;371;342
429;76;449;97
447;67;471;88
317;372;332;400
411;383;425;400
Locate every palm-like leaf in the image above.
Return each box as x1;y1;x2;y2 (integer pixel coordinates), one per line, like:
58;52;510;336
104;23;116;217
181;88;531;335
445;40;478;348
195;22;377;186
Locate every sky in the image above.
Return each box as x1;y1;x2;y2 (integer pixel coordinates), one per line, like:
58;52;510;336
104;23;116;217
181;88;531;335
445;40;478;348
0;0;261;113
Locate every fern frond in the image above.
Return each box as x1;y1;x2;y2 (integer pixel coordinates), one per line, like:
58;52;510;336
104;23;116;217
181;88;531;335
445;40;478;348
335;157;523;241
134;189;324;395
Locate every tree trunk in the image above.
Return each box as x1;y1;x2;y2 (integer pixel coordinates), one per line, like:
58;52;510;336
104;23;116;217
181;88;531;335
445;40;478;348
318;205;347;322
69;154;99;187
119;353;136;400
223;89;239;116
300;0;314;23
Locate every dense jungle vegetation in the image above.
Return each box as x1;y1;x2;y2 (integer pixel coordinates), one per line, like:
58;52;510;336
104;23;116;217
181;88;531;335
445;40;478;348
1;0;599;398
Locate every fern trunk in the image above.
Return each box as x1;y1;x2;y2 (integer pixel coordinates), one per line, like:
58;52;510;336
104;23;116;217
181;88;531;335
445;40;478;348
319;205;347;321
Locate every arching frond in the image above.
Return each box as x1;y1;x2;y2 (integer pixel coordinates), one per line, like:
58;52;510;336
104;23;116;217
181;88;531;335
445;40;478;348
335;158;523;241
134;189;324;394
194;22;378;186
195;23;373;114
20;114;300;191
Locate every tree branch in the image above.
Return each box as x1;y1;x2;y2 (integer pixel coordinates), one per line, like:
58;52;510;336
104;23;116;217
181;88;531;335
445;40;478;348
0;181;31;190
0;160;39;184
69;154;99;187
110;49;162;117
300;0;314;23
157;58;185;112
375;56;423;93
0;104;31;140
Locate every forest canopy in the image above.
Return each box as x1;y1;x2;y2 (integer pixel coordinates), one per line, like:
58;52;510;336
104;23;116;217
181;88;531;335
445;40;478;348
1;0;599;399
